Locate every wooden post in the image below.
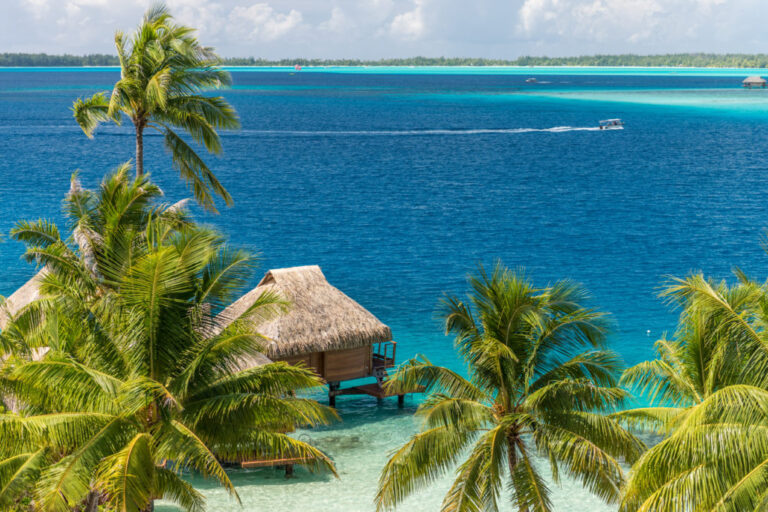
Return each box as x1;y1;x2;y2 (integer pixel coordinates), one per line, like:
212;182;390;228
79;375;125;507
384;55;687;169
397;394;405;407
329;382;340;408
285;464;294;478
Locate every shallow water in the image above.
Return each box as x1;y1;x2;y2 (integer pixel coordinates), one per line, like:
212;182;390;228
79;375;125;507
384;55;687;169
156;396;653;512
2;68;768;510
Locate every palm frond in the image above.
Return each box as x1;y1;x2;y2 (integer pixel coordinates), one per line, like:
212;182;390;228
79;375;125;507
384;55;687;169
72;92;114;137
10;219;61;248
510;442;552;512
385;355;485;399
163;128;232;211
95;433;155;512
0;449;48;508
376;426;476;512
154;420;238;502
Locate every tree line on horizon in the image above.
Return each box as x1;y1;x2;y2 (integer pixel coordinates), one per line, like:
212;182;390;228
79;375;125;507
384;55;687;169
7;52;768;68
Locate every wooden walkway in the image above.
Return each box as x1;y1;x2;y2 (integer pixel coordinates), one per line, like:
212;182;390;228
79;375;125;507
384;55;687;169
241;457;308;477
333;383;405;399
329;382;424;406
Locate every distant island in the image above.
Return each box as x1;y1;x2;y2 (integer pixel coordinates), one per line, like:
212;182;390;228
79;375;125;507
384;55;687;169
6;52;768;68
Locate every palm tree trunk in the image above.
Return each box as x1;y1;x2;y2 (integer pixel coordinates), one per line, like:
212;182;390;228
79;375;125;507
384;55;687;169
135;121;145;177
82;491;100;512
507;432;529;512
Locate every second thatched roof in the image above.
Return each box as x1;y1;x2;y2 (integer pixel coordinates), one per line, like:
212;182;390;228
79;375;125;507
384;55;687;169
216;265;392;358
0;268;46;331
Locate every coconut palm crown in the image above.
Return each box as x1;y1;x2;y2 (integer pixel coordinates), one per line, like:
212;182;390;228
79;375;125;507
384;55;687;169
612;276;749;436
72;3;239;212
376;264;644;512
0;166;337;512
619;273;768;512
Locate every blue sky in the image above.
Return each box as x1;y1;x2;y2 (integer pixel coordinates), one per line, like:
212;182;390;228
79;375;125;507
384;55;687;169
3;0;765;58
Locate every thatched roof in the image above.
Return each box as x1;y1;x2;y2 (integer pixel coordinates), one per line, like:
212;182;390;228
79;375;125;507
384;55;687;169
217;265;392;358
743;76;767;84
0;269;46;331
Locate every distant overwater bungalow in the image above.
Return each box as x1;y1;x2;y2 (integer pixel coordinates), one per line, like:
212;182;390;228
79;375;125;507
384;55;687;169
742;75;767;87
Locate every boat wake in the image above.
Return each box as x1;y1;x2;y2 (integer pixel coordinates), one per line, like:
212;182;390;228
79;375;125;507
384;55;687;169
0;125;609;137
235;126;605;137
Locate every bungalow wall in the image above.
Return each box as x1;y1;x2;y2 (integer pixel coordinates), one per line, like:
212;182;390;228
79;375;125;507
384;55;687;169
276;345;372;382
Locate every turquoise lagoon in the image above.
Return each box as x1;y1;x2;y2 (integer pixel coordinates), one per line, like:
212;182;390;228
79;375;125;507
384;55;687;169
2;68;768;510
7;65;768;76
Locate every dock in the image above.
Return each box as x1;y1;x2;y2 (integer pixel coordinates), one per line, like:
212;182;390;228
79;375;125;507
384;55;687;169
241;457;309;477
331;381;415;406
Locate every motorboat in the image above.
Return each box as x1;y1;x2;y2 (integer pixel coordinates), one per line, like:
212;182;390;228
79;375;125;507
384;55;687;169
598;119;624;130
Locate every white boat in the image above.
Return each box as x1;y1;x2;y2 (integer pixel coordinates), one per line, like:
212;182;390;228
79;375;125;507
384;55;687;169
598;118;624;130
525;77;538;83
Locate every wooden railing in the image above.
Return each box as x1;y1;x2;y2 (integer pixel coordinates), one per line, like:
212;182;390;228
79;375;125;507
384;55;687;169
372;341;397;369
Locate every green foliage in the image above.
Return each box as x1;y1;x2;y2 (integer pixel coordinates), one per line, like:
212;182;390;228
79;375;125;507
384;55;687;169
0;53;120;66
377;264;642;512
619;272;768;511
0;166;337;511
70;3;239;212
9;53;768;68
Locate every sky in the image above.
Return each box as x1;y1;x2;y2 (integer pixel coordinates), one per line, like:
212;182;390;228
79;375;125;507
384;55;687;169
2;0;766;59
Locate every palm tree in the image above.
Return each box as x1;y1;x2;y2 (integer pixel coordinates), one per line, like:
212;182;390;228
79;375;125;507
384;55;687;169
612;276;748;435
72;3;239;212
0;166;337;511
619;273;768;511
376;264;644;512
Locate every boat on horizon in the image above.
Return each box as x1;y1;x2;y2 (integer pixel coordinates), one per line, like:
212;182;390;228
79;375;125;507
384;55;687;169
598;118;624;130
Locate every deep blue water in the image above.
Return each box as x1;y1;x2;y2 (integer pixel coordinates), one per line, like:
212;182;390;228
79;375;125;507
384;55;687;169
3;69;768;372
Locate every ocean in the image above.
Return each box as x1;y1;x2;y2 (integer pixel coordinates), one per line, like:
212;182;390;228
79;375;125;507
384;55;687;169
2;67;768;510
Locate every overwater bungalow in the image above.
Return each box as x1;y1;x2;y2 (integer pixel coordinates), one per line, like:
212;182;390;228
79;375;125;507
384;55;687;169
217;265;414;406
743;76;767;88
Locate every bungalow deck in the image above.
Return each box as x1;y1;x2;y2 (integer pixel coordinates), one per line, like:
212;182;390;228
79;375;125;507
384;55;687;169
330;381;419;406
241;457;308;477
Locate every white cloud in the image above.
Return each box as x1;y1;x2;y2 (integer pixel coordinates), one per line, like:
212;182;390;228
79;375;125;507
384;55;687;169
64;3;82;18
68;0;112;6
21;0;50;19
319;7;353;34
514;0;757;52
389;1;425;40
518;0;665;43
3;0;768;58
229;4;303;41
